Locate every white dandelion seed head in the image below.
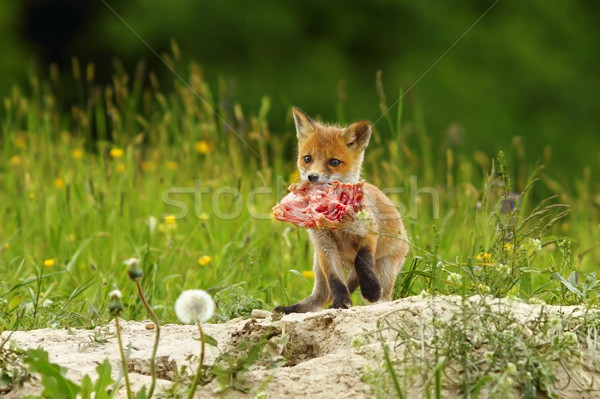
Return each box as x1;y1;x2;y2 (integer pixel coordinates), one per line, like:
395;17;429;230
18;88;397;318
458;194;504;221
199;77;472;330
175;289;215;324
109;289;122;299
123;258;140;267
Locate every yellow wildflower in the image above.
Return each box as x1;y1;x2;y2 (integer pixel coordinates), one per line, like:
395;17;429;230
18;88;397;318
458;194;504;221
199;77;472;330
54;178;65;189
71;148;84;159
166;161;178;170
503;242;512;251
15;136;27;149
476;252;493;263
302;270;315;279
199;212;210;220
9;156;22;166
198;255;211;266
3;242;9;249
195;141;211;154
110;148;125;158
116;163;126;173
43;258;56;268
140;161;155;172
164;215;177;224
28;193;35;199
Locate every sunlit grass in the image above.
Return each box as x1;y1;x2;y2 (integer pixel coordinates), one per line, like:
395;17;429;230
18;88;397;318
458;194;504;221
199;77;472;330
0;57;598;331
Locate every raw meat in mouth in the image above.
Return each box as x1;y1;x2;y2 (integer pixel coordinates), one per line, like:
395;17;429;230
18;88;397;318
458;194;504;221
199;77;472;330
272;181;365;229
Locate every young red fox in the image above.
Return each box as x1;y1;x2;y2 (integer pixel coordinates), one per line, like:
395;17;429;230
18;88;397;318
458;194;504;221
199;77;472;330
274;107;409;314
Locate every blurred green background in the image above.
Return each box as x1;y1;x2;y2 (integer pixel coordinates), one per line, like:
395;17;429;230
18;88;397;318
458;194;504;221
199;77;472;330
1;0;598;177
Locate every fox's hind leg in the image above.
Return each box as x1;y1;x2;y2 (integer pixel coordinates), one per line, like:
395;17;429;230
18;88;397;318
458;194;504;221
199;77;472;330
374;254;405;301
273;252;331;314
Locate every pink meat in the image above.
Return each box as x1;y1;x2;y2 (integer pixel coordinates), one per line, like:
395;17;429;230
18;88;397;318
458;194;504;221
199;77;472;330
272;181;365;229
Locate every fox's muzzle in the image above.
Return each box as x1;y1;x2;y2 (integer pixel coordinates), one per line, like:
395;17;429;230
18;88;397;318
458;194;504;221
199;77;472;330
308;173;319;183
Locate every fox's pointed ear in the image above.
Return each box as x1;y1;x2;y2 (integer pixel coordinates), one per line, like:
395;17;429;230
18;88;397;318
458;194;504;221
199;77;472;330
292;107;315;142
344;120;372;151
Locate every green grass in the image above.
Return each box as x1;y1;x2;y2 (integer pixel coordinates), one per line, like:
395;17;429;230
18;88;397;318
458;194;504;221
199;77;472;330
0;58;598;332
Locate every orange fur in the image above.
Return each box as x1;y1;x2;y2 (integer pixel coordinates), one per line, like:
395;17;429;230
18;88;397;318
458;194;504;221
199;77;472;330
273;107;409;314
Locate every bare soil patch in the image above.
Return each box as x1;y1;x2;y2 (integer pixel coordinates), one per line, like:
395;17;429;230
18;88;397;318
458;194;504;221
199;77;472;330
3;295;600;398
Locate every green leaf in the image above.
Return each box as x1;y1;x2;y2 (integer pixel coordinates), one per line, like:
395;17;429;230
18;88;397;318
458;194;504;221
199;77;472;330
93;360;114;399
551;272;583;298
203;334;218;347
520;270;532;296
25;348;80;399
79;375;93;399
582;272;599;297
134;386;148;399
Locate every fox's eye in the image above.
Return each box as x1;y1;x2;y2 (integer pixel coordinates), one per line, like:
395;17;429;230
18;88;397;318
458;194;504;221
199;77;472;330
329;159;341;167
303;155;312;164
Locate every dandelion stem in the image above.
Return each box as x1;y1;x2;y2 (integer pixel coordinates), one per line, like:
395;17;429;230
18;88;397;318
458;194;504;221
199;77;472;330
135;280;161;399
187;321;206;399
115;316;133;399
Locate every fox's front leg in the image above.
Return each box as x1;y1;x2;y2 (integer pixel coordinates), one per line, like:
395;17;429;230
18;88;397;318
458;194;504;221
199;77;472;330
318;249;353;309
273;251;331;314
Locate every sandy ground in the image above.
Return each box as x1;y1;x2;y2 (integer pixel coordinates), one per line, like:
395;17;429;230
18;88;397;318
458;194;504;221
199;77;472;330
3;295;600;398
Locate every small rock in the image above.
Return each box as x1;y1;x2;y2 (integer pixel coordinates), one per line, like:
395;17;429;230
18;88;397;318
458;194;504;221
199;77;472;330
251;309;271;319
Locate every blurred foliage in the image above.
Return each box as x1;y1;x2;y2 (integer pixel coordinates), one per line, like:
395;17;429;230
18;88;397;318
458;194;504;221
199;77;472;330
1;0;599;177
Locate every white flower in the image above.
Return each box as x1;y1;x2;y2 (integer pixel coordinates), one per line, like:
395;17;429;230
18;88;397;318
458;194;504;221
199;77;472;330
123;258;140;267
175;289;215;324
448;272;462;284
498;263;511;276
109;289;123;299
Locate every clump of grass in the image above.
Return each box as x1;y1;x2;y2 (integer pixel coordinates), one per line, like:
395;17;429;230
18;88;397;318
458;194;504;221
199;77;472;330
363;295;600;398
213;285;265;322
0;339;30;395
393;151;576;304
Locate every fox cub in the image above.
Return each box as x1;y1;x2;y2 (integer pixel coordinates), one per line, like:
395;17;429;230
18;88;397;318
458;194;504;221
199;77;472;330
274;108;409;313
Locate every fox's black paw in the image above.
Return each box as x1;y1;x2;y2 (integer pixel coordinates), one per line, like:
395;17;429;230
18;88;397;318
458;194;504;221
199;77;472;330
330;295;352;309
273;304;300;314
360;278;382;303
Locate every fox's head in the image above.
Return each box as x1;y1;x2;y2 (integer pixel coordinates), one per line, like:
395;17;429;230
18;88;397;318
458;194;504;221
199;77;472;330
293;107;371;184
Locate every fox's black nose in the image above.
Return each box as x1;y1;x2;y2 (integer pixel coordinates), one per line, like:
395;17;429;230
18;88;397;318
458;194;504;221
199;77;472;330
308;173;319;183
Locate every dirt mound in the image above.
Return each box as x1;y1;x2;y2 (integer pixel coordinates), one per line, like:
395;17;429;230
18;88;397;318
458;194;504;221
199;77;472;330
3;295;600;398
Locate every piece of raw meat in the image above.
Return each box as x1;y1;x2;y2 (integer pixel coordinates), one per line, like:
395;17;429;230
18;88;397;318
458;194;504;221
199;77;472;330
272;181;365;229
